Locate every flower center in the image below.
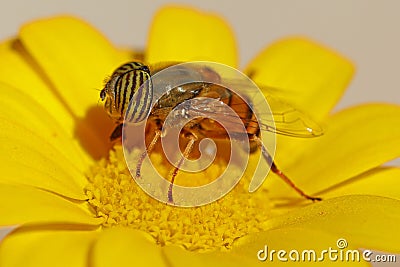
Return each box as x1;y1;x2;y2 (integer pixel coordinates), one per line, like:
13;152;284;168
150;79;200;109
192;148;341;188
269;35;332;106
84;145;272;251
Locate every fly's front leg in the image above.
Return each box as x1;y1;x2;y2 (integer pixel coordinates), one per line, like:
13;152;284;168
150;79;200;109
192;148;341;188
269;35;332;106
136;120;163;178
135;130;162;178
168;133;198;204
110;123;124;141
251;135;321;202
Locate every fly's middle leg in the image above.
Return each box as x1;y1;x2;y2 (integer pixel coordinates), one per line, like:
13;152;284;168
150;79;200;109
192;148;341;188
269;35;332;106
167;133;198;204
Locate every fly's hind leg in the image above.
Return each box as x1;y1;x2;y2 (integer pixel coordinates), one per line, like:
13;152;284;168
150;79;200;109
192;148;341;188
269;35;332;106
252;135;322;202
168;134;197;204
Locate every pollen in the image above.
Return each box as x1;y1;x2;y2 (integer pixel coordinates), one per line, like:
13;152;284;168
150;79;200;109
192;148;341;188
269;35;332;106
84;145;272;252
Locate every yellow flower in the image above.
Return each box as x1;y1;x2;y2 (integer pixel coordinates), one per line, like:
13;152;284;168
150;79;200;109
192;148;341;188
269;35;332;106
1;5;400;266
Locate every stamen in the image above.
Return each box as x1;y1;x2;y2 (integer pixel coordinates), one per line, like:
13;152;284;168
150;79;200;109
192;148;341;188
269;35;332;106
85;146;273;251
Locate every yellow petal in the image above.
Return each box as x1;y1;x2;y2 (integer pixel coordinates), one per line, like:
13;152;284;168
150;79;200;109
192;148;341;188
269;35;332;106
264;195;400;253
163;246;255;267
0;229;97;267
91;228;166;267
319;167;400;200
0;40;74;136
268;104;400;200
0;183;101;226
0;41;97;164
245;37;355;121
146;6;238;67
19;16;131;159
230;228;369;266
164;228;367;266
19;15;129;118
0;82;88;172
0;117;87;199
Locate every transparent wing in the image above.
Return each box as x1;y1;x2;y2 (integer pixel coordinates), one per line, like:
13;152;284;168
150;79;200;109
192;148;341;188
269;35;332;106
169;92;323;138
149;63;323;138
220;79;323;138
262;93;323;137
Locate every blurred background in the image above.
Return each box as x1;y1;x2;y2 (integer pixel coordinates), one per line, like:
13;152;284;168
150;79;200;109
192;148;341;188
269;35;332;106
0;0;399;112
0;1;399;264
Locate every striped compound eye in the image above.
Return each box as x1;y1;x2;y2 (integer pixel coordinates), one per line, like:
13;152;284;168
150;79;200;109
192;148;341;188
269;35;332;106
101;62;153;124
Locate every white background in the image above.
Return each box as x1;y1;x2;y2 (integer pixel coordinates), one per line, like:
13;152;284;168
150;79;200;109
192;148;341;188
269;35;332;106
0;0;398;265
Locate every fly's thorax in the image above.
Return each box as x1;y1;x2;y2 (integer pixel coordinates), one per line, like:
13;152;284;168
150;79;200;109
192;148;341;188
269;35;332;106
196;66;222;84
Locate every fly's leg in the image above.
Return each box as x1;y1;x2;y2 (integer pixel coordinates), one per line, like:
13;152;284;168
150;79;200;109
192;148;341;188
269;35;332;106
252;135;322;202
168;134;197;204
110;123;124;141
135;130;162;178
270;162;322;201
